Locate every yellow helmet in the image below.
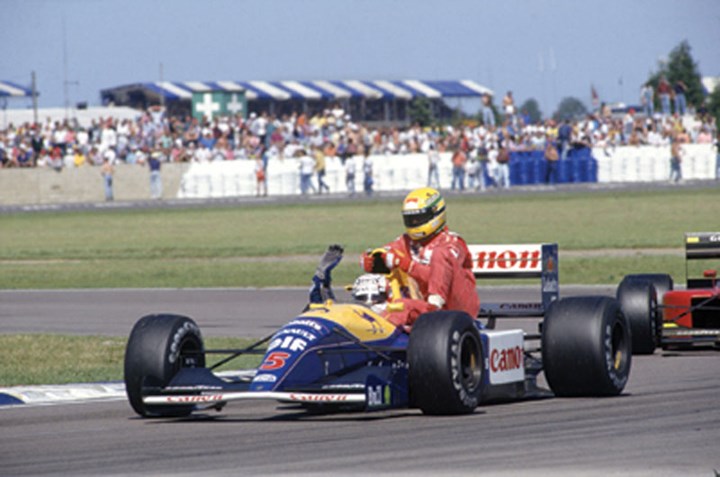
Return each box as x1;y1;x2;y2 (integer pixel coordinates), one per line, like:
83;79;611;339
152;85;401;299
402;187;446;241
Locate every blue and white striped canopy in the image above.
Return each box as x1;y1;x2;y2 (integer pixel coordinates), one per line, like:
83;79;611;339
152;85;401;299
0;81;33;97
105;80;493;101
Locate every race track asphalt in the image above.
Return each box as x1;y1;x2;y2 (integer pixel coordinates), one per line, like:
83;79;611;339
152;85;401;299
1;286;719;476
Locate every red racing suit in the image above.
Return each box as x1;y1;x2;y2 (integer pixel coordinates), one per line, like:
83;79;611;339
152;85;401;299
383;298;437;329
382;227;480;322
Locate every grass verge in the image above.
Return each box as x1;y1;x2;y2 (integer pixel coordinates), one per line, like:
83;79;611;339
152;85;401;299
0;335;263;387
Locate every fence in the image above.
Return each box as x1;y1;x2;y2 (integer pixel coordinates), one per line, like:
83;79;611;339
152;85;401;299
178;148;601;199
1;144;716;205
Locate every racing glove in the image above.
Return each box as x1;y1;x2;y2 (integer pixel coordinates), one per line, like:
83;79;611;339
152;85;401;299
383;248;411;272
361;249;375;273
310;244;344;303
314;244;344;284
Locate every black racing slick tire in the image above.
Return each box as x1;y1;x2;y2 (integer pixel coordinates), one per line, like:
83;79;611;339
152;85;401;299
617;278;660;355
542;296;631;397
124;314;205;418
619;273;673;303
408;311;484;415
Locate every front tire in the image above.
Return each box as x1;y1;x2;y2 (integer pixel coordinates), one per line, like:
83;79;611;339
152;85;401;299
408;311;483;415
124;314;205;417
542;296;631;397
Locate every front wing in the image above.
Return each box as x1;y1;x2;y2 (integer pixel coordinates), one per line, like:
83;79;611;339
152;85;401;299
142;365;408;411
144;390;367;407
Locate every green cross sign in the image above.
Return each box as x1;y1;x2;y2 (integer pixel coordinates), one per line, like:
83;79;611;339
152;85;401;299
192;91;246;120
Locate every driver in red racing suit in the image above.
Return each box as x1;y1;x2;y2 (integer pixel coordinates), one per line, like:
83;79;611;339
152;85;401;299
361;187;480;326
308;245;436;330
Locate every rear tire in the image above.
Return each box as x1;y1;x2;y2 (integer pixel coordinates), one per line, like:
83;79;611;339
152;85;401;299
542;296;631;397
617;279;660;354
124;314;205;418
408;311;483;415
619;273;673;303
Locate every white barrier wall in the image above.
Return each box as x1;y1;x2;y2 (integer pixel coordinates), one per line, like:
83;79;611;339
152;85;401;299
593;144;716;183
178;153;455;198
177;145;718;199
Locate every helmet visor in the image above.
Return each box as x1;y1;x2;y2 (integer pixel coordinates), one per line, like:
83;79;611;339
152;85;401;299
403;207;440;228
353;291;387;304
352;275;387;304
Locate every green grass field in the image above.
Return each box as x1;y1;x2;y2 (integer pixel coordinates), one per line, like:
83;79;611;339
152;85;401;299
2;186;717;386
0;335;263;386
1;186;716;288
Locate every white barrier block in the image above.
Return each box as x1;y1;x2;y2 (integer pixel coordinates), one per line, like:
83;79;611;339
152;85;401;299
593;144;714;183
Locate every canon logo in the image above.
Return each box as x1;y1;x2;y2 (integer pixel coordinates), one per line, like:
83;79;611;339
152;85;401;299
474;250;542;270
490;346;524;373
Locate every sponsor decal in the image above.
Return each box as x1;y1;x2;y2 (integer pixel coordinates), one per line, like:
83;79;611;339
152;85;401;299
542;277;559;293
165;385;222;391
485;330;525;385
268;336;308;352
665;329;720;336
357;311;384;334
490;346;523;373
499;303;543;310
367;384;391;408
404;197;419;207
321;384;365;390
259;351;290;370
286;319;325;333
166;394;223;403
471;245;542;272
253;374;277;383
288;393;349;402
276;327;317;342
545;256;555;272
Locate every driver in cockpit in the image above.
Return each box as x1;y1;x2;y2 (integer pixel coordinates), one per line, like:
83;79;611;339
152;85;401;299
309;244;436;329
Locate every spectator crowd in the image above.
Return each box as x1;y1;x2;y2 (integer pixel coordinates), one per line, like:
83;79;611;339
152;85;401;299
1;93;717;193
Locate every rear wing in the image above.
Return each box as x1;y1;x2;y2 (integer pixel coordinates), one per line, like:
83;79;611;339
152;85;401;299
685;232;720;260
685;232;720;288
468;243;559;317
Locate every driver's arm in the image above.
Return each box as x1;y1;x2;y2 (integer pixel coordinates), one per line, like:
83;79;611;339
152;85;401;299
309;244;344;304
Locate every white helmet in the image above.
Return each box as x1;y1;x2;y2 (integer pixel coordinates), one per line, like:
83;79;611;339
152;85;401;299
351;274;388;305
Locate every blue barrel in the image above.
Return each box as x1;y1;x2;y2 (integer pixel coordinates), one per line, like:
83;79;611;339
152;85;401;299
558;158;571;183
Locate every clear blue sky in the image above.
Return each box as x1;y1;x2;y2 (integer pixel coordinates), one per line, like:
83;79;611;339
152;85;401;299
3;0;719;116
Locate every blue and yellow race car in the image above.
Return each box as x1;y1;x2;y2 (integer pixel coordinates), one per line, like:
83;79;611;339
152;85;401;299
124;243;632;417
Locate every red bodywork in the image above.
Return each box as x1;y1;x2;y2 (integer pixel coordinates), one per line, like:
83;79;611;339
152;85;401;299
662;232;720;347
663;287;720;328
662;270;720;346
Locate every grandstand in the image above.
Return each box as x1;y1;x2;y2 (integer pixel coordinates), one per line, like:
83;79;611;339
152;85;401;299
100;79;493;123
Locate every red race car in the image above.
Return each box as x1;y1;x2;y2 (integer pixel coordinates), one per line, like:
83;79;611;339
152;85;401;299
617;232;720;352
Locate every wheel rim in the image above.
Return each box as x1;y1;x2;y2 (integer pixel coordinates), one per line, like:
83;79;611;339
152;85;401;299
178;336;204;370
649;292;660;345
459;332;482;392
610;321;628;372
